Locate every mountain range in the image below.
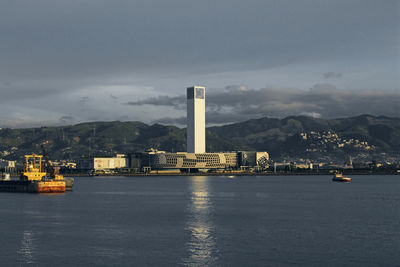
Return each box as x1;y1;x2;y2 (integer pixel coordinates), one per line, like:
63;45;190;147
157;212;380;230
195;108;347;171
0;115;399;162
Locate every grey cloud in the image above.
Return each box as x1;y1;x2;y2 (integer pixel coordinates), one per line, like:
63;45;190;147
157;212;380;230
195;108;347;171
323;72;343;79
156;116;187;125
78;96;90;105
59;116;75;123
141;85;400;125
127;95;187;110
0;0;397;82
299;112;322;118
0;83;68;103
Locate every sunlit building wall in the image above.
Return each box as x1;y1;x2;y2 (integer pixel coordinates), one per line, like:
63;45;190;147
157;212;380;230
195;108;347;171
77;154;128;171
187;86;206;153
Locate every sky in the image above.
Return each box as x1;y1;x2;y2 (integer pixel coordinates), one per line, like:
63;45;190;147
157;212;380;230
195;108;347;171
0;0;399;128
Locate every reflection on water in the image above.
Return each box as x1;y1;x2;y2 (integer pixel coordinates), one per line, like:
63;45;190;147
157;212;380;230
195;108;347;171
182;176;218;266
17;230;36;265
16;195;65;265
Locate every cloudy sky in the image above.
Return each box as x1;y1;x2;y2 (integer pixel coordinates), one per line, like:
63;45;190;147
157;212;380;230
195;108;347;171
0;0;399;127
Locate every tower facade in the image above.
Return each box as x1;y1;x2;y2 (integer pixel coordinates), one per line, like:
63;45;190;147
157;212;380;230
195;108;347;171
187;86;206;153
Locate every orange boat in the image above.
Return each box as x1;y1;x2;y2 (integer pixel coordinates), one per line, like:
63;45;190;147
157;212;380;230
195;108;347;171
332;173;351;182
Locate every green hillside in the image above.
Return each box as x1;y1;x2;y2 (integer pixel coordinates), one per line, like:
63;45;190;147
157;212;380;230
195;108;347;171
0;115;399;162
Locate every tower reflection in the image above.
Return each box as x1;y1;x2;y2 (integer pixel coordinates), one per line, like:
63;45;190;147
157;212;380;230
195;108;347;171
18;230;36;265
182;176;218;266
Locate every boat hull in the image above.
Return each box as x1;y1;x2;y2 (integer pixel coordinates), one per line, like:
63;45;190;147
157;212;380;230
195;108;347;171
35;180;66;193
0;180;66;193
332;177;351;182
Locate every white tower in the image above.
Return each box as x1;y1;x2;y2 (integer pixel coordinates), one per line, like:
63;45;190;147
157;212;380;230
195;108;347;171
187;86;206;153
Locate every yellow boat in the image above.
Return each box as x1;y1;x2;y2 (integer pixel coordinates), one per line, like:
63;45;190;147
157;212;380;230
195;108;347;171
21;154;66;193
332;173;351;182
0;154;66;193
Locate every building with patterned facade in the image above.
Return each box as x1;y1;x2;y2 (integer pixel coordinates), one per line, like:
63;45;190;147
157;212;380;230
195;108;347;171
149;152;237;169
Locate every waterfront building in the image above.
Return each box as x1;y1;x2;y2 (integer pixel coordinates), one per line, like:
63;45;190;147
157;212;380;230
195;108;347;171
77;85;270;173
125;86;270;173
149;152;237;170
127;150;269;172
77;154;128;172
237;151;269;169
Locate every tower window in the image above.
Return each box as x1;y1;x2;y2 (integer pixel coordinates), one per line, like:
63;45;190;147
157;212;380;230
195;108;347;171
195;88;204;99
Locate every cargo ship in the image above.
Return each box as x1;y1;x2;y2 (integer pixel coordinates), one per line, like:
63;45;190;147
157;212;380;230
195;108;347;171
0;149;74;193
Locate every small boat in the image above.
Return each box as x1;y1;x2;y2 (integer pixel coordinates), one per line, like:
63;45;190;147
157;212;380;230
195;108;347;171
332;173;351;182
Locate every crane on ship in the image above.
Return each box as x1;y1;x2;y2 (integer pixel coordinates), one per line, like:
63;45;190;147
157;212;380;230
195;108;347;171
40;141;74;190
40;141;62;180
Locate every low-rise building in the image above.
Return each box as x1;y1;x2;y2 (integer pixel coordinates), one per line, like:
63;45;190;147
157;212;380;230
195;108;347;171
131;150;269;171
78;154;128;171
78;150;269;173
238;151;269;169
150;152;238;170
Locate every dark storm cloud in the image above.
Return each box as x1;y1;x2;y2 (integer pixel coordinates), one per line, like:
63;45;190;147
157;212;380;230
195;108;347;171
134;85;400;125
0;0;398;127
0;0;397;82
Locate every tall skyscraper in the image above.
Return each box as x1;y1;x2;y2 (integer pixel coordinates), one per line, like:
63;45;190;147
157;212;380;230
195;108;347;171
187;86;206;153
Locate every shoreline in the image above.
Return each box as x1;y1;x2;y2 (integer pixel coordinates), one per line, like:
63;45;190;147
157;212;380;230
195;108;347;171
6;170;399;178
63;171;399;177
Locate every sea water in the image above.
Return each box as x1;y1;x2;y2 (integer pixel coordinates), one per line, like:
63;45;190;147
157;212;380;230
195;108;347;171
0;175;399;266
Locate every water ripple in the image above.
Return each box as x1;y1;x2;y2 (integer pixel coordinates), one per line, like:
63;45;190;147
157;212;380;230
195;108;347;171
17;230;36;265
182;176;218;267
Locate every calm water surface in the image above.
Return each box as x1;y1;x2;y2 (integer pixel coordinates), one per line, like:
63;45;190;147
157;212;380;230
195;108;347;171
0;175;399;266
